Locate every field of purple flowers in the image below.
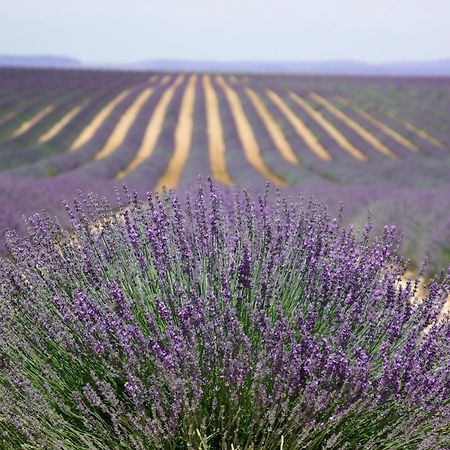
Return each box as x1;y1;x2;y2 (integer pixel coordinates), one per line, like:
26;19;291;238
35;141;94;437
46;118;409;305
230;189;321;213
0;67;449;276
0;67;449;448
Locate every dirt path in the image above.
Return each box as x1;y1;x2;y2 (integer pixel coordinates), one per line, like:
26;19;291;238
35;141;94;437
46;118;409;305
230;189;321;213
115;75;184;179
246;88;301;165
154;75;197;192
335;96;421;153
38;101;88;143
289;92;367;161
95;88;153;160
203;75;233;185
267;90;332;161
310;92;398;159
11;105;54;138
148;75;158;83
216;75;286;186
70;90;130;151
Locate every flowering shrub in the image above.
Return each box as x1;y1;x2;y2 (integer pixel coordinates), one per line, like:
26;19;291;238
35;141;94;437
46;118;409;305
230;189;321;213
0;180;449;449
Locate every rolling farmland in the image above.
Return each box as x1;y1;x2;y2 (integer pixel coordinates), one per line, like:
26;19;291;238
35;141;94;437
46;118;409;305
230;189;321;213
0;67;449;274
1;66;450;449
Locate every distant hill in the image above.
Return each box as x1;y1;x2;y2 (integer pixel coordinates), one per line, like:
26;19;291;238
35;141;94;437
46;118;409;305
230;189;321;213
0;55;81;68
131;59;450;76
1;55;450;76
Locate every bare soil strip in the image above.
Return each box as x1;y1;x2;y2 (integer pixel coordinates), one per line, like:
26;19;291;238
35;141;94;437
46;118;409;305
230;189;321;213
0;111;17;123
148;75;158;83
310;92;398;159
94;88;153;160
38;101;88;143
154;75;197;192
246;88;301;165
161;75;171;85
115;75;185;179
229;75;239;84
216;75;286;186
70;90;130;151
335;96;421;153
289;92;367;161
386;111;448;149
11;105;54;138
267;90;332;161
203;75;233;185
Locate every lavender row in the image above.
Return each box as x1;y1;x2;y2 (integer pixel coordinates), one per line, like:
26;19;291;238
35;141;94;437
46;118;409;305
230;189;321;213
178;76;213;185
122;76;190;192
11;81;153;177
233;84;323;184
210;76;269;190
67;79;176;183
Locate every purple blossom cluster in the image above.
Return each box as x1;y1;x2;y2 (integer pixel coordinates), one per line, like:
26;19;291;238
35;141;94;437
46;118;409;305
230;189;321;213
0;180;449;449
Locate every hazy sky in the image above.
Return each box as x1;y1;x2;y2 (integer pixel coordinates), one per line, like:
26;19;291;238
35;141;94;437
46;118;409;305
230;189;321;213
1;0;450;63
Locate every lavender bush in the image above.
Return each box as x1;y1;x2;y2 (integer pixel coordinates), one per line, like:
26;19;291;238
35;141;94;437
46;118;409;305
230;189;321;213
0;179;449;449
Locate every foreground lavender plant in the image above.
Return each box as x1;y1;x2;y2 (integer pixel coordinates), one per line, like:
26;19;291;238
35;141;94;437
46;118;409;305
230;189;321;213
0;180;449;449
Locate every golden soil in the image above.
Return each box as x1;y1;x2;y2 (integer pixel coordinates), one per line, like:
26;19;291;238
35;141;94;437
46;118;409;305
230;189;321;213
115;75;184;179
155;75;197;191
70;90;130;151
267;90;332;161
216;75;286;186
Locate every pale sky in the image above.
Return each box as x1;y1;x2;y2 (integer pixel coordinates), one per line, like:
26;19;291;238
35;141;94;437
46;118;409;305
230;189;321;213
1;0;449;63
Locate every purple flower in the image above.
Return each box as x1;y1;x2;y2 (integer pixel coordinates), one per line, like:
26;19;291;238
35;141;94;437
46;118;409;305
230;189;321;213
0;180;448;448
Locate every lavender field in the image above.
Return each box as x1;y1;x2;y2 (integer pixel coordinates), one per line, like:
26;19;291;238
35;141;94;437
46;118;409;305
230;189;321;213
0;67;449;276
1;65;450;448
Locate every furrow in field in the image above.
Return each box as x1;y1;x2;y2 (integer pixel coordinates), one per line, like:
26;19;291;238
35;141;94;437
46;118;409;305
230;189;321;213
289;92;367;161
229;75;239;84
23;84;163;178
178;76;212;185
216;75;286;186
70;89;131;151
246;87;301;165
211;79;279;187
266;90;332;161
335;95;421;153
351;89;448;142
20;86;99;142
154;75;197;192
11;105;54;138
339;91;445;155
95;88;153;160
235;85;320;185
0;82;132;173
385;111;448;149
310;92;398;159
57;81;130;143
0;111;16;124
115;75;185;179
370;86;448;128
161;75;171;84
148;75;158;83
38;101;89;143
203;75;233;185
376;93;450;148
0;84;74;135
